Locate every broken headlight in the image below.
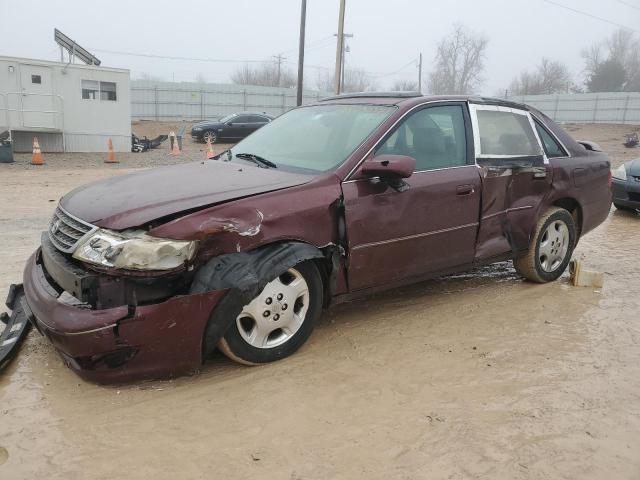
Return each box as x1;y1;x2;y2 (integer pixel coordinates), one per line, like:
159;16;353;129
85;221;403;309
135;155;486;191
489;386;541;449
72;229;197;271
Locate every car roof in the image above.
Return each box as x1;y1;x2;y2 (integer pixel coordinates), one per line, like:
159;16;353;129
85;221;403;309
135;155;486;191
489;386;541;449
317;92;529;110
234;111;273;117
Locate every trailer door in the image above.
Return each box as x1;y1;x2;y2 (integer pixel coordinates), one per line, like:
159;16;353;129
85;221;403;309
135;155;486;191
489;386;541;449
19;64;55;129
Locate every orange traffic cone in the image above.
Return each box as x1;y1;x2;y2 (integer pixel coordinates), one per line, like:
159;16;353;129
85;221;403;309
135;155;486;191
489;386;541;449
206;138;215;159
105;138;118;163
31;137;44;165
170;132;181;156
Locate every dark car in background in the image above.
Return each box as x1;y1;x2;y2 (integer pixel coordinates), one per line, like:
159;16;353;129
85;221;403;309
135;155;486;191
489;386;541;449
191;112;273;143
611;159;640;212
5;93;612;383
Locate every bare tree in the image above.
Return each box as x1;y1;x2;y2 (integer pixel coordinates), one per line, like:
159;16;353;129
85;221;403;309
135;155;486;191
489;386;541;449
427;24;488;95
230;62;296;88
508;58;573;95
391;79;418;91
582;29;640;92
315;67;377;93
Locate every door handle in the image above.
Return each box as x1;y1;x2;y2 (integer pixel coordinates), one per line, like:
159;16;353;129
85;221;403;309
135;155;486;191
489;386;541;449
456;184;474;196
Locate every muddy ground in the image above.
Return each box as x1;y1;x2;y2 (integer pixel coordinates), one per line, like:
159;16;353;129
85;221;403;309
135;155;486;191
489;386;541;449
0;123;639;479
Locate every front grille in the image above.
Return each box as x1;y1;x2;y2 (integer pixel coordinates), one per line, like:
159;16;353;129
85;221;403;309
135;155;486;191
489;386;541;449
48;206;97;253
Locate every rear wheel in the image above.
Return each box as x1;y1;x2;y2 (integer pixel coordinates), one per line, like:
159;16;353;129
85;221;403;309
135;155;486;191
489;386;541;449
203;130;218;144
217;261;323;365
514;207;576;283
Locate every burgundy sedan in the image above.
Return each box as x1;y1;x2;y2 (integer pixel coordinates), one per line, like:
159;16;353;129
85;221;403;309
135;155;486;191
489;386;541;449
4;93;612;382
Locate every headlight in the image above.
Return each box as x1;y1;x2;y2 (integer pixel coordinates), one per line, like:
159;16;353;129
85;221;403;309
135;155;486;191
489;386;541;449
72;229;197;271
612;165;627;181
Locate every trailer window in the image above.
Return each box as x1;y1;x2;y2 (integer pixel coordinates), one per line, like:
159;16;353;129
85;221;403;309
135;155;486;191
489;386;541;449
100;82;117;101
31;75;41;84
81;80;99;100
82;80;117;101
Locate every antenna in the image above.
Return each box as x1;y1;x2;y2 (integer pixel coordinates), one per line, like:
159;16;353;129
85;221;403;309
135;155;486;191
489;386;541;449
54;28;101;65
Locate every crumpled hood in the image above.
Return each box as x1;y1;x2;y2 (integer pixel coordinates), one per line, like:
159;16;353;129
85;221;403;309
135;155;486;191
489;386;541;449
626;158;640;177
60;161;312;230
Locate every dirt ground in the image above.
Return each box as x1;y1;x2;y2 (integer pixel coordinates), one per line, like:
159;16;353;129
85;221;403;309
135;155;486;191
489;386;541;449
0;123;639;480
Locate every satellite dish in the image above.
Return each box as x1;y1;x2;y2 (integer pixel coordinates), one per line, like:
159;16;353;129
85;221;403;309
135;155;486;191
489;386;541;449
54;28;101;66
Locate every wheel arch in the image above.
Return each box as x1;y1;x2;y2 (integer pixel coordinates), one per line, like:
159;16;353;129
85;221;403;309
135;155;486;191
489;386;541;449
551;197;583;239
191;240;337;360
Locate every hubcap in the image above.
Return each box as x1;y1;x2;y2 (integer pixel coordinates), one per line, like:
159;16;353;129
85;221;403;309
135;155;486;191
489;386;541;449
204;132;216;143
235;268;309;349
538;220;570;272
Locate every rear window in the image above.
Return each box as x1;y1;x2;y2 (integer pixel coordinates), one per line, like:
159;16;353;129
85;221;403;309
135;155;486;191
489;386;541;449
476;110;541;157
535;121;566;158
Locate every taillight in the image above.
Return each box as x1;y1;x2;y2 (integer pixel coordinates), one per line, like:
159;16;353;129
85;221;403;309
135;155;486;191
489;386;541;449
608;170;612;188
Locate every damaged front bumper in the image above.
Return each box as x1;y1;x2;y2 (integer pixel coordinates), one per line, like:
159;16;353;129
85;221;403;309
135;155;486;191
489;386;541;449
17;248;228;383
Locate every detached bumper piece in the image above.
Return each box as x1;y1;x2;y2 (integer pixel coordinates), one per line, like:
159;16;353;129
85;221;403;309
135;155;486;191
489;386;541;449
0;284;32;372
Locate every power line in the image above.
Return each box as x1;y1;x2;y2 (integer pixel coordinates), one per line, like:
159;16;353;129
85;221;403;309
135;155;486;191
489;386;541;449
616;0;640;11
540;0;639;33
91;48;268;64
371;58;419;78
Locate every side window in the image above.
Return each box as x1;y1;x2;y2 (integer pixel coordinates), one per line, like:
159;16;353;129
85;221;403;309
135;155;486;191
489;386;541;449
81;80;99;100
534;121;566;158
249;115;268;123
375;105;468;171
233;115;249;123
100;81;117;101
475;109;541;157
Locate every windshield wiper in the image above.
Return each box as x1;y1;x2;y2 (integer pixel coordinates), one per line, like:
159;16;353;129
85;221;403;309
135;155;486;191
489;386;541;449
235;153;277;169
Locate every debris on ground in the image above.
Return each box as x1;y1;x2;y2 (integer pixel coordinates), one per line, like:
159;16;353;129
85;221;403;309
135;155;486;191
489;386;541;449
569;259;605;288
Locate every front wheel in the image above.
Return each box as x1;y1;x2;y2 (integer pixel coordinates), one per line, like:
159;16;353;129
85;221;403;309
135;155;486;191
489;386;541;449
217;261;323;365
514;207;576;283
202;130;218;144
614;202;636;212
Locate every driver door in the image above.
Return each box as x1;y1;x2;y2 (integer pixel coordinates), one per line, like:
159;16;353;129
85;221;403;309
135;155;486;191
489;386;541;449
342;103;482;291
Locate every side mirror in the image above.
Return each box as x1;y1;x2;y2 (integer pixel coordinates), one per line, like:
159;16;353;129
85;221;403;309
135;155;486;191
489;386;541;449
360;154;416;192
361;154;416;179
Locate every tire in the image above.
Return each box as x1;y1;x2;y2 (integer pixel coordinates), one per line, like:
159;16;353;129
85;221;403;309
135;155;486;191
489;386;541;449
513;207;576;283
217;261;323;365
614;202;636;212
202;130;218;144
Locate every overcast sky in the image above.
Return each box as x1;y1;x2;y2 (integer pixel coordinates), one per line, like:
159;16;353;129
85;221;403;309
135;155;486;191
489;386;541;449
0;0;636;94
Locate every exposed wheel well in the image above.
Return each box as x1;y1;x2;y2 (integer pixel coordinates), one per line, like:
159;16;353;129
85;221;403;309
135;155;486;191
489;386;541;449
552;198;583;239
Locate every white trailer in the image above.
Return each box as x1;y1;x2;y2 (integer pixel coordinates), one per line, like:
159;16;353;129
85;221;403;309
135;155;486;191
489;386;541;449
0;56;131;152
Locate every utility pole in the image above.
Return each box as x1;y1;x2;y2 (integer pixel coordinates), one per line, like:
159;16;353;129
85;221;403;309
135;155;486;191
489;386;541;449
337;33;353;90
273;54;286;87
418;53;423;93
334;0;346;94
296;0;307;106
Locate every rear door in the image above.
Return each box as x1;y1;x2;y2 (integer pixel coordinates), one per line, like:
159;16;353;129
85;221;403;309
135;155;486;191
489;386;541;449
342;102;482;291
248;115;270;134
227;115;251;139
19;64;55;128
470;104;553;260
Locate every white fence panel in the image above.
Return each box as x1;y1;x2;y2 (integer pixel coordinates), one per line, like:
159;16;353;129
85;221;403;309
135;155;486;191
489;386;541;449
506;92;640;124
131;80;326;121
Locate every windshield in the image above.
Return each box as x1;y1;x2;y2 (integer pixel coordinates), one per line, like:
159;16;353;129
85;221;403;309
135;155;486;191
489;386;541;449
219;113;237;123
230;104;395;173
